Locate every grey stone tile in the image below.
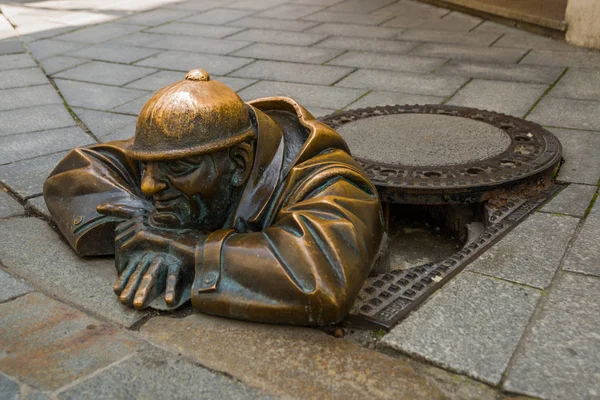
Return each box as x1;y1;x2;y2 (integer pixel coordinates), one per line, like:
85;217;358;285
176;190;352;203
231;43;342;64
119;8;190;26
315;36;419;54
0;190;23;218
504;273;600;399
238;80;365;109
327;0;396;13
384;12;482;31
117;33;252;55
0;373;19;400
307;23;400;39
447;79;547;117
146;22;245;39
217;76;257;91
373;0;450;18
562;199;600;277
0;105;75;137
26;39;86;60
229;16;319;31
226;28;327;46
520;50;600;69
73;108;137;138
25;195;51;220
58;347;268;399
306;107;336;118
39;56;89;75
467;213;579;288
474;20;523;34
255;3;323;19
228;0;288;10
54;79;149;111
65;43;163;64
0;126;94;165
0;68;48;90
0;40;25;55
398;29;501;46
0;152;68;200
381;272;540;385
55;22;143;43
110;92;153;115
336;69;468;96
0;85;63;112
54;61;157;86
105;32;161;47
549;68;600;101
0;53;36;71
542;184;597;217
551;128;600;185
0;268;32;302
135;51;253;75
303;11;391;25
164;0;224;11
0;219;147;327
0;292;141;389
527;97;600;131
125;70;184;90
412;43;527;63
348;91;444;109
435;61;563;84
327;51;446;73
182;8;255;25
231;60;353;85
494;32;582;52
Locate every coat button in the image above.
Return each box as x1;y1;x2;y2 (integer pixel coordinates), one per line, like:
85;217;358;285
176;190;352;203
204;272;217;285
73;216;83;225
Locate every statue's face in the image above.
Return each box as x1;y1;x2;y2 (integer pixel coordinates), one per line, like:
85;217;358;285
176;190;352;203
140;150;237;231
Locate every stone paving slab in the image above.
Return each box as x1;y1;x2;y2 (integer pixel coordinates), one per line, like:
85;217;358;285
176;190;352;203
551;128;600;185
382;13;480;31
412;43;527;64
0;53;36;71
54;22;143;44
231;60;354;85
467;212;579;289
493;32;585;52
0;292;141;391
381;271;540;385
124;69;185;90
0;190;23;218
548;68;600;101
0;218;147;327
227;28;328;46
0;126;94;165
0;372;19;400
347;90;444;109
435;61;564;84
54;61;158;87
327;0;396;14
39;56;90;75
0;85;63;112
54;79;149;111
227;0;288;11
504;272;600;399
541;184;597;217
136;50;252;75
73;108;137;139
181;8;255;25
336;68;468;96
237;80;366;110
25;196;51;220
307;22;400;39
0;268;33;302
111;33;252;55
26;39;87;60
562;197;600;277
57;347;268;400
327;51;447;73
141;314;452;399
0;151;68;200
0;68;49;90
315;36;420;54
527;97;600;131
398;29;500;46
110;92;153;115
146;22;245;39
373;0;448;17
446;79;547;117
0;104;76;137
302;10;392;25
119;8;191;26
0;40;25;55
65;43;163;64
520;50;600;69
232;43;342;64
255;3;323;19
229;16;319;31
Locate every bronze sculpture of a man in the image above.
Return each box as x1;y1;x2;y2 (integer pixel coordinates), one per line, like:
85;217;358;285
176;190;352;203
44;69;385;326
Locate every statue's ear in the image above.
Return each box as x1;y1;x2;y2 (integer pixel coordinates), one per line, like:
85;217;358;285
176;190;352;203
229;142;254;187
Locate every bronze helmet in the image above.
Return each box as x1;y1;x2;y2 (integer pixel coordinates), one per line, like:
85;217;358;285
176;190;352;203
126;69;255;161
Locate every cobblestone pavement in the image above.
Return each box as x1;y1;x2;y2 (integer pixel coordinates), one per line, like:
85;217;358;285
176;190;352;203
0;0;599;399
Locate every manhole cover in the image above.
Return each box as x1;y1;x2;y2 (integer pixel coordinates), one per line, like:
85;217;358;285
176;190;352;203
319;105;562;204
319;105;563;329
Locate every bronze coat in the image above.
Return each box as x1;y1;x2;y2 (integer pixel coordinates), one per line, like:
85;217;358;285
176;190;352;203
44;97;384;325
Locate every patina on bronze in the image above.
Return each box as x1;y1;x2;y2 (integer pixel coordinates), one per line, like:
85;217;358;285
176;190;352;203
43;69;385;326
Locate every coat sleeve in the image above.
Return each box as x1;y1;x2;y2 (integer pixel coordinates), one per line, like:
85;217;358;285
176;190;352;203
191;170;385;326
43;141;146;256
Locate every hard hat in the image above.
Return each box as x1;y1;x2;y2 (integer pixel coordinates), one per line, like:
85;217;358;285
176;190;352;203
126;69;254;161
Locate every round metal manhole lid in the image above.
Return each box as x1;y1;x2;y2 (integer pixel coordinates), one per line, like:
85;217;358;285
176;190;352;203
319;105;562;204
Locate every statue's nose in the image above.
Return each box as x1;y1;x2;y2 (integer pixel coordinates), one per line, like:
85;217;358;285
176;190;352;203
141;162;167;196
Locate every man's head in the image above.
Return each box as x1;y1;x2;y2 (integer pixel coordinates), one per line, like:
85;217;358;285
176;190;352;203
127;69;256;230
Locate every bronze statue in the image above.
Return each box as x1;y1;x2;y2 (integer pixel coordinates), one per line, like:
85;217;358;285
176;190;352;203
43;69;385;325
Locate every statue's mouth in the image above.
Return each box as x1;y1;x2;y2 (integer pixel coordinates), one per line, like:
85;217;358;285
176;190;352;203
153;194;183;211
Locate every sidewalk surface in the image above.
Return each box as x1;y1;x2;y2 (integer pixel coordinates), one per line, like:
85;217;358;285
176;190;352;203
0;0;599;399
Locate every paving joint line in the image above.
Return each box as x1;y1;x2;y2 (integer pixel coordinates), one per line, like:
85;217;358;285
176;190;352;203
320;49;348;65
329;67;357;86
441;77;472;104
488;32;505;47
340;89;372;110
521;67;568;119
515;48;533;64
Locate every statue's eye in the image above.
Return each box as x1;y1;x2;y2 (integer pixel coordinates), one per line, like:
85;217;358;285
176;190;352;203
164;161;191;175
